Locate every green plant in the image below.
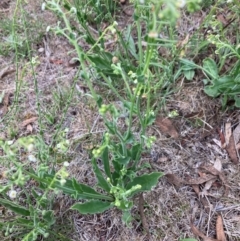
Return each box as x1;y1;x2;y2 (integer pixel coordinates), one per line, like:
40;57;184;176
0;0;204;240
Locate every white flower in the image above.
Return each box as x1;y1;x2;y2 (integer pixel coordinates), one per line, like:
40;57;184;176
63;161;70;167
176;0;186;8
148;31;158;38
60;179;66;186
41;2;46;11
9;190;17;199
28;154;37;162
46;26;51;32
7;140;14;145
27;144;34;152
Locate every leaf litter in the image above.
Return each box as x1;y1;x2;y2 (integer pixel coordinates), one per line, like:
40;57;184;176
1;1;240;241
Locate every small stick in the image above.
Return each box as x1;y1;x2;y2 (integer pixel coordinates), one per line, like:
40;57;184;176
139;193;150;240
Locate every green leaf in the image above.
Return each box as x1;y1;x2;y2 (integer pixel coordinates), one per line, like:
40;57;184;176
126;172;164;196
115;156;131;165
203;58;219;79
102;147;112;181
122;210;133;226
204;85;220;97
71;200;113;214
180;58;199;69
183;69;195;80
124;25;138;59
42;210;55;226
92;158;111;192
88;55;112;71
0;198;30;216
131;143;141;161
27;170;112;201
123;131;134;143
234;96;240;107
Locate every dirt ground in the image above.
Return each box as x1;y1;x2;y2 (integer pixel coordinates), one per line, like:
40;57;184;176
1;1;240;241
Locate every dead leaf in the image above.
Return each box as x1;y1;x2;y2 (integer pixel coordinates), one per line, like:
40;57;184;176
217;14;228;25
224;122;231;146
177;34;190;48
200;164;229;196
21;117;38;127
165;173;184;188
191;223;206;239
191;222;220;241
185;174;216;185
226;134;239;164
203;178;217;192
49;58;63;65
0;92;10;118
157;156;168;163
155;116;179;139
217;128;225;148
26;124;33;133
216;215;226;241
166;173;215;186
213;159;222;172
233;121;240;145
0;66;15;79
191;184;211;212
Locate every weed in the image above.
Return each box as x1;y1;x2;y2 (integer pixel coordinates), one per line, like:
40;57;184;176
2;0;237;240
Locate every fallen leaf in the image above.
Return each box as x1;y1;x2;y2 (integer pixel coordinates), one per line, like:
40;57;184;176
233;121;240;145
191;223;206;239
0;66;15;79
166;173;216;186
155;116;179;139
217;14;228;25
191;184;211;213
213;159;222;172
0;92;10;118
224;122;231;146
200;164;229;196
203;178;217;192
186;174;216;185
177;34;190;48
225;134;239;164
27;124;33;133
165;173;183;188
21;117;38;127
216;215;226;241
217;128;225;148
50;58;63;65
191;222;220;241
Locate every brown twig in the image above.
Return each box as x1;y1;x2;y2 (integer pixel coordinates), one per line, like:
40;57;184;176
139;193;150;240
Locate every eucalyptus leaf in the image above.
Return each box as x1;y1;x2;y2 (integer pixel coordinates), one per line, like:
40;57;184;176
71;200;113;214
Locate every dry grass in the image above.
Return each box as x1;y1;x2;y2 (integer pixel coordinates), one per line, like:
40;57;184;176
1;1;240;241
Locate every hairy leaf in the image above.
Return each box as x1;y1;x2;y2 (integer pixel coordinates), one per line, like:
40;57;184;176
71;200;113;214
0;198;30;216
